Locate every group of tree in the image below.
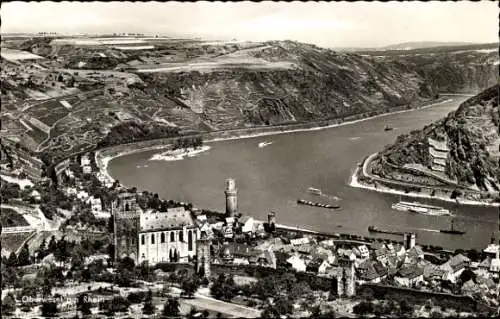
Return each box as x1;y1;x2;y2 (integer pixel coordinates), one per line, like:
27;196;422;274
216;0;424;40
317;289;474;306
210;273;238;301
171;136;203;150
77;293;92;316
142;290;155;315
39;186;73;218
97;122;180;148
162;297;181;317
1;293;16;315
0;180;21;203
1;262;22;289
98;296;130;316
180;275;201;299
61;202;107;232
260;296;294;319
353;299;406;317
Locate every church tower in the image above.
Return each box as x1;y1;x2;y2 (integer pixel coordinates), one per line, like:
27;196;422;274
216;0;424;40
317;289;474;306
113;192;140;264
225;178;237;217
336;255;356;297
196;230;212;278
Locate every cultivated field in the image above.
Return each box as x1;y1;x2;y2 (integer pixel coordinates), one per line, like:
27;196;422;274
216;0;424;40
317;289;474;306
1;207;30;227
0;48;44;61
1;232;34;253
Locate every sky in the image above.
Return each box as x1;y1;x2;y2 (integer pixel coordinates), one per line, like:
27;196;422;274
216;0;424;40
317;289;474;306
1;1;498;48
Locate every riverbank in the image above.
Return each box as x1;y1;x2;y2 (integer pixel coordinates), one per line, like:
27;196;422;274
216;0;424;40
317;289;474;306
350;155;500;207
95;97;453;183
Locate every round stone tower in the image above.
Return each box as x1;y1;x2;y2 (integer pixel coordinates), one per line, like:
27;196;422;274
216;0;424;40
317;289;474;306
225;178;237;217
268;211;276;232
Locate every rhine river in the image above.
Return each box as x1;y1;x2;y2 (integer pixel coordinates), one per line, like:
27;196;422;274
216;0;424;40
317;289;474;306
109;96;498;250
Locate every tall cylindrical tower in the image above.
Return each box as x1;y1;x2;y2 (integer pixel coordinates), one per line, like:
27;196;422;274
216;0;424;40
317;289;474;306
268;211;276;232
225;178;237;217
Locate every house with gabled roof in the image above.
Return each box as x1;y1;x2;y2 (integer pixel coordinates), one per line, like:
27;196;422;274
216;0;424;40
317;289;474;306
439;253;470;283
394;265;424;287
287;254;307;272
404;245;425;264
357;260;388;284
238;215;256;234
374;247;390;266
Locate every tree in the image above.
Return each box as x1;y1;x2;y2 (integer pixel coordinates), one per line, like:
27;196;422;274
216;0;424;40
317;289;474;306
77;293;92;316
107;215;114;233
36;237;47;261
54;236;70;263
260;303;281;319
6;251;18;267
181;276;200;299
71;244;86;269
41;277;53;297
1;293;16;315
458;269;476;284
41;301;58;317
162;298;180;317
399;299;413;315
48;235;57;252
18;244;31;266
1;264;19;288
142;290;155;315
310;306;337;319
210;274;237;301
274;296;293;316
289;280;312;301
99;296;130;316
353;301;374;315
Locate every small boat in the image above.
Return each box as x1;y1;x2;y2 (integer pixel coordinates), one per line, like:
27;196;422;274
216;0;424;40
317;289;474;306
440;219;465;235
258;141;273;148
307;187;322;196
384;125;394;131
368;225;404;236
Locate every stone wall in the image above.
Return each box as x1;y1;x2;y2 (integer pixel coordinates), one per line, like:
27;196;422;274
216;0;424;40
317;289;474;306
358;283;494;313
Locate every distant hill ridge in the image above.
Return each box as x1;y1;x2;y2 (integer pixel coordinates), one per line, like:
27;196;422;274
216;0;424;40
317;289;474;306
380;41;476;51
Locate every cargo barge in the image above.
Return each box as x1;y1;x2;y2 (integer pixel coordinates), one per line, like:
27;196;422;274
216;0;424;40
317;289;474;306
297;199;340;209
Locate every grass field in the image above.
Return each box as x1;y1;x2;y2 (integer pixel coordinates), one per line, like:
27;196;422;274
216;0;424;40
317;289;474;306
1;207;29;227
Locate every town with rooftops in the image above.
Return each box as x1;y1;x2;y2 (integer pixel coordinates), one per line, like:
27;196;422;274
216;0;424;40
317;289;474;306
2;147;499;317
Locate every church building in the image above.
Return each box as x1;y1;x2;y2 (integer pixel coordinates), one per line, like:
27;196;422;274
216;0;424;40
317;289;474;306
113;193;197;265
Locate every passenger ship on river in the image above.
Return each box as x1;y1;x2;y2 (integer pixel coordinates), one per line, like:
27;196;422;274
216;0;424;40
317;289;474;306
391;201;451;216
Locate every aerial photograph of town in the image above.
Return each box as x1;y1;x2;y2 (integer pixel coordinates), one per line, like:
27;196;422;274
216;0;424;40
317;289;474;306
0;1;499;318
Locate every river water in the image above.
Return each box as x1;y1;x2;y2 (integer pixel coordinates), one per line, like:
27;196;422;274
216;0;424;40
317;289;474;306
109;96;498;250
